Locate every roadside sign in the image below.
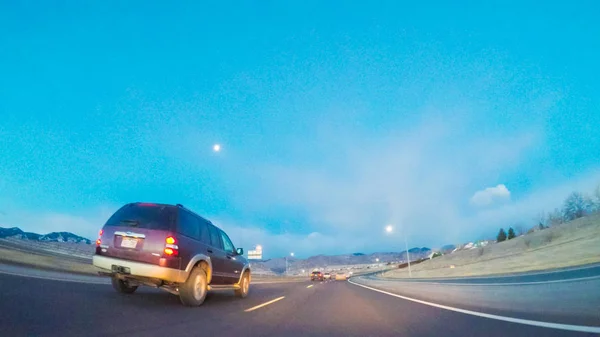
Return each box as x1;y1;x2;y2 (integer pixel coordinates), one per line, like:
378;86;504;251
248;245;263;260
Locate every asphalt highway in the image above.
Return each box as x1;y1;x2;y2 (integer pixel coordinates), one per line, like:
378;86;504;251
356;264;600;328
1;267;598;337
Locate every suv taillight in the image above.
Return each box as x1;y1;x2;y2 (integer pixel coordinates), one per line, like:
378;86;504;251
96;229;103;246
164;236;179;257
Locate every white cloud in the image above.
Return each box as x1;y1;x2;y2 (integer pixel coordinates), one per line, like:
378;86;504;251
470;184;511;206
228;116;542;254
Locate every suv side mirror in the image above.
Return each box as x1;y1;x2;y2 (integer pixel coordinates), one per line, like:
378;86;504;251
236;248;244;255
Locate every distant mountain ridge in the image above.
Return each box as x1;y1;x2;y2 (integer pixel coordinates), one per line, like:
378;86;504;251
251;247;434;274
0;227;92;244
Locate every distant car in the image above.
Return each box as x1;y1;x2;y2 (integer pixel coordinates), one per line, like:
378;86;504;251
323;272;331;280
335;273;347;281
311;271;324;281
92;202;251;307
330;273;337;280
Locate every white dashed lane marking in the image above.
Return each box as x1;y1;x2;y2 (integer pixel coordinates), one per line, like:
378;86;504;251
244;296;286;312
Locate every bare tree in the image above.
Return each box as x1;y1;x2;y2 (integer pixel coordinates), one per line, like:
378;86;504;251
592;184;600;214
547;208;563;227
562;192;588;221
535;211;547;228
584;195;596;214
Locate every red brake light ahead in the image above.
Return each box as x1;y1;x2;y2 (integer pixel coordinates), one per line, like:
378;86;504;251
164;236;179;257
96;229;103;246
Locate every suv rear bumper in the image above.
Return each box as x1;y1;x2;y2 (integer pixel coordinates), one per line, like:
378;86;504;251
93;255;187;283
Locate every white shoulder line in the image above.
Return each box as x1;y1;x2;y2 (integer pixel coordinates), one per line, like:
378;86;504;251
347;279;600;334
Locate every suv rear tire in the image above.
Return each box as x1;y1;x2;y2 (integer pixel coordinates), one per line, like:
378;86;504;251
179;266;208;306
111;277;138;294
235;272;250;298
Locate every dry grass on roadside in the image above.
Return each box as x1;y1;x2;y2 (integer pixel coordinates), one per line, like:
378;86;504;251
0;247;98;275
384;213;600;279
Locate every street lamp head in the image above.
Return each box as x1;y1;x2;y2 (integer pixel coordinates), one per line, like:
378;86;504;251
290;252;295;257
385;225;393;233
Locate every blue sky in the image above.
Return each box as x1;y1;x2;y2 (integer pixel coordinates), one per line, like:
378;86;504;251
1;1;599;258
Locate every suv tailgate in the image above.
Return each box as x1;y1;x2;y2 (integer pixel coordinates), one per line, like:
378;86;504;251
97;203;177;266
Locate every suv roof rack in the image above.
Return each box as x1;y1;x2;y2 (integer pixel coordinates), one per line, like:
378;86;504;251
175;204;214;225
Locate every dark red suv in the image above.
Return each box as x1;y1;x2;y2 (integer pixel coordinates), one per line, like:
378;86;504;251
92;202;250;306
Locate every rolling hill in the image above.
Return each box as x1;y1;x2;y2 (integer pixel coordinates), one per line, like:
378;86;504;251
0;227;92;244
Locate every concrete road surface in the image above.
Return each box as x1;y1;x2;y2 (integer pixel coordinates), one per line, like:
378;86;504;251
1;266;599;336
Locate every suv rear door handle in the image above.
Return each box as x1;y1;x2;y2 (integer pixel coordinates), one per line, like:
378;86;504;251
207;249;213;254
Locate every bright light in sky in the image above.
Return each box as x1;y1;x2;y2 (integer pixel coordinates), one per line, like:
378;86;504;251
385;225;393;233
213;144;221;152
290;252;294;257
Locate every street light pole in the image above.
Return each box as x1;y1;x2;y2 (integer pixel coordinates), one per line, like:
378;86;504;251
286;252;294;276
386;224;412;278
405;237;412;278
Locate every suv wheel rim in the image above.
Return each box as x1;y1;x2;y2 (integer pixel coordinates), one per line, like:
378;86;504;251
193;275;206;300
242;275;249;294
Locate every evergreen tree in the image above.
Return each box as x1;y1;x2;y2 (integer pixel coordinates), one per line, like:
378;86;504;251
507;227;516;240
497;228;507;242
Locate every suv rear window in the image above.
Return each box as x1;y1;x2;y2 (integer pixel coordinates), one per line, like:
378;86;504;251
104;204;174;230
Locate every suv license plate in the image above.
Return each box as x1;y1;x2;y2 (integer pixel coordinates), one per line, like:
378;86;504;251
121;237;138;248
111;265;131;274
